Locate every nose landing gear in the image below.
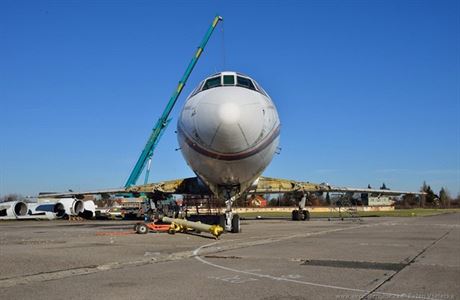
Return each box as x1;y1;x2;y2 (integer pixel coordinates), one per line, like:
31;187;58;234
223;194;241;233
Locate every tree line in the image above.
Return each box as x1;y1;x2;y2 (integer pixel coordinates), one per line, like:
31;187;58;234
399;182;458;209
264;181;460;208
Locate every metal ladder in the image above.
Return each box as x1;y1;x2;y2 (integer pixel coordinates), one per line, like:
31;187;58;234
328;193;363;222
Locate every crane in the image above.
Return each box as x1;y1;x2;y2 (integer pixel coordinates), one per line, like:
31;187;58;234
125;15;223;188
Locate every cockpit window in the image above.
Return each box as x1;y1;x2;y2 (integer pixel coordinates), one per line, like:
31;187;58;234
189;73;268;98
223;75;235;85
253;80;268;97
189;82;202;98
202;76;221;90
237;76;256;91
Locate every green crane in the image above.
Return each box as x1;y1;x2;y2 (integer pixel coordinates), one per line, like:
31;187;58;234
125;15;223;188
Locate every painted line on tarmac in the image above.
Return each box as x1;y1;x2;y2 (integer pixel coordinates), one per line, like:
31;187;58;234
0;220;372;289
193;222;443;300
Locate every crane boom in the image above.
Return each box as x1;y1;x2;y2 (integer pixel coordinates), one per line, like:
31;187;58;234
125;15;223;188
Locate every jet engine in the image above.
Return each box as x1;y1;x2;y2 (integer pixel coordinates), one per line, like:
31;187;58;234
35;198;84;217
0;201;28;219
81;200;96;219
54;198;84;217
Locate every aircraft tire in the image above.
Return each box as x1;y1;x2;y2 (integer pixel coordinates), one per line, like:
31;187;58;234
302;210;310;221
292;210;300;221
231;214;240;233
133;223;140;232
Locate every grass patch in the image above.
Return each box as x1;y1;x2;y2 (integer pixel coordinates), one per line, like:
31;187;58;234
238;208;460;219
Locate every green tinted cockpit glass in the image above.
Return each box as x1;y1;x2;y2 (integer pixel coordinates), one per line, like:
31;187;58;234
223;75;235;85
202;76;221;90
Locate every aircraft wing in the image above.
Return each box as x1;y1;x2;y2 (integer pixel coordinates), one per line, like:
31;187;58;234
38;188;126;199
324;186;422;195
38;176;421;199
252;177;329;194
126;177;211;195
253;177;423;195
38;188;129;199
38;177;212;199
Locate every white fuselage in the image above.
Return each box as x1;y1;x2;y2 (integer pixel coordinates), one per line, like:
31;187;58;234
177;72;280;198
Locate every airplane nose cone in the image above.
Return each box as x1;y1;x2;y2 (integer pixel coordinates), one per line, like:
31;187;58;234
218;102;240;124
179;87;271;154
200;99;263;153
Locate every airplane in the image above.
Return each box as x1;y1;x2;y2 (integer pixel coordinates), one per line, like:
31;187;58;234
37;71;423;232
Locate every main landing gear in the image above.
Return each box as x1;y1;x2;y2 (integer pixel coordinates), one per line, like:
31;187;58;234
292;193;310;221
291;209;310;221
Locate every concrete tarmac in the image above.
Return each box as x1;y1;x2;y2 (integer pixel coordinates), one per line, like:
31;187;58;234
1;213;459;299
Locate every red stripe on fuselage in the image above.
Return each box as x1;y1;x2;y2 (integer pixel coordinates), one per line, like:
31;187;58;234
178;125;280;161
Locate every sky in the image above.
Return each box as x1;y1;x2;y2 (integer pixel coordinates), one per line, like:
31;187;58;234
1;0;459;197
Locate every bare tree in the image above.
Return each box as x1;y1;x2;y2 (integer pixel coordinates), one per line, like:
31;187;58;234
439;187;451;208
401;194;418;208
0;194;25;203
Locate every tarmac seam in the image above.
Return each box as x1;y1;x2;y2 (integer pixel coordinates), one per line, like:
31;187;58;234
359;229;453;300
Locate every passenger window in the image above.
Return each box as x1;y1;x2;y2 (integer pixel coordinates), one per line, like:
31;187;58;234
237;76;256;91
223;75;235;85
202;76;221;90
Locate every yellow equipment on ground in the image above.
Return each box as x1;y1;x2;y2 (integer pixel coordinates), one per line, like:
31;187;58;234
162;216;223;239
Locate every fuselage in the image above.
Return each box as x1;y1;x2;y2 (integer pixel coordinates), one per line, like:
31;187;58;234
177;71;280;198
